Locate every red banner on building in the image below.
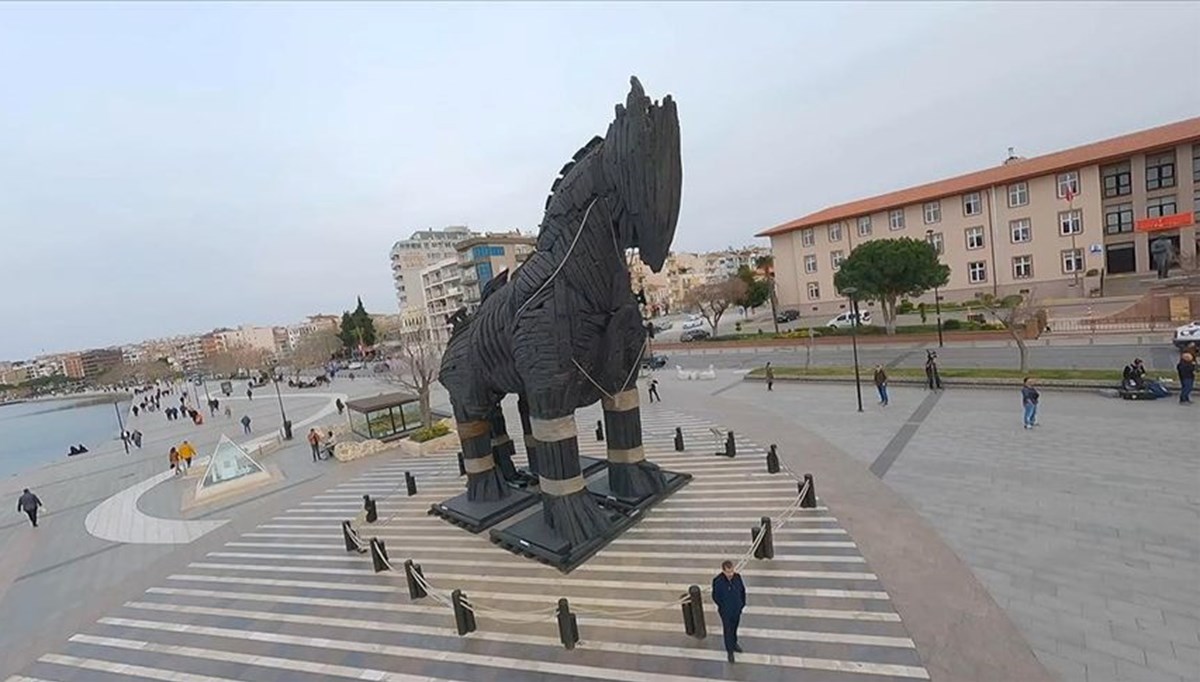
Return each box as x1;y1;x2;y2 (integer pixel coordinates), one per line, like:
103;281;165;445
1135;213;1193;232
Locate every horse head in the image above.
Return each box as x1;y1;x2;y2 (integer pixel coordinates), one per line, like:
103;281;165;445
602;76;682;273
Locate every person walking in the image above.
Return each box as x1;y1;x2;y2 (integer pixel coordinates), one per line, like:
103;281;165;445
179;440;196;471
169;447;182;476
648;378;661;403
711;559;747;663
17;488;43;527
764;363;774;392
241;414;252;434
1021;377;1040;429
335;398;345;415
873;364;889;406
307;429;321;461
1177;352;1195;405
246;388;253;401
924;350;942;390
224;405;232;419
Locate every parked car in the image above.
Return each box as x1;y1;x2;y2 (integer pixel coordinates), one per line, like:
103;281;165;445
641;354;668;370
775;309;800;323
827;310;872;329
1174;320;1200;349
681;317;705;330
680;329;711;342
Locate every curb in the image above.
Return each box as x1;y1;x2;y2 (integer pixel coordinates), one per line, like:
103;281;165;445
743;375;1117;392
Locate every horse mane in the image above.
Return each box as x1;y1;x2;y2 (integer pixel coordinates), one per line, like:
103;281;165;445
540;135;605;229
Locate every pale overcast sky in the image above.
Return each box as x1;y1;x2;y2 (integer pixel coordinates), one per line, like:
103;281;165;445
1;2;1197;359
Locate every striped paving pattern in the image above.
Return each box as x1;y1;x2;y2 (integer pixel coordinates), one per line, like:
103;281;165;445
8;407;929;682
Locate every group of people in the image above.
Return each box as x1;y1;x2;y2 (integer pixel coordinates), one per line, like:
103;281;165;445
307;428;337;461
1122;353;1196;404
168;440;196;476
120;429;144;449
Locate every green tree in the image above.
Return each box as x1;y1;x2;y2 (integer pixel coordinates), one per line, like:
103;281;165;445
735;265;770;310
833;238;949;335
339;297;378;350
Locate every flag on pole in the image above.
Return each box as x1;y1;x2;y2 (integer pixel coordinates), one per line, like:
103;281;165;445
1063;186;1076;203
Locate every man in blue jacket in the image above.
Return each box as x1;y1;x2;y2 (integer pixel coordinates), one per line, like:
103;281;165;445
711;559;746;663
17;488;42;528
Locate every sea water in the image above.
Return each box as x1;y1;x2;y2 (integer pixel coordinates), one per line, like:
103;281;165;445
0;397;128;479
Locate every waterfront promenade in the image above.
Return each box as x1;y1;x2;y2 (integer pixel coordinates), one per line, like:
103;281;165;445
0;370;1192;681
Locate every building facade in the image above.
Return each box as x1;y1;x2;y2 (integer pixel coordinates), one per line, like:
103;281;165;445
215;326;278;355
389;226;477;313
419;259;464;344
760;118;1200;314
456;233;537;311
79;348;123;379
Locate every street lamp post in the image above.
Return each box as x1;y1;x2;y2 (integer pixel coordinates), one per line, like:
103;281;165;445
842;286;864;413
272;370;292;440
112;395;130;454
926;229;945;348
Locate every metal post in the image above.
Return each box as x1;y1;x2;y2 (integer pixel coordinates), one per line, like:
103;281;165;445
674;427;685;451
404;560;427;599
844;292;864;413
927;229;944;348
113;396;129;454
769;275;780;335
405;471;417;496
272;373;292;440
766;444;780;474
682;585;707;639
556;598;579;650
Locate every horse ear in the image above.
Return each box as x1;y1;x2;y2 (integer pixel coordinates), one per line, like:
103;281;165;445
627;76;646;108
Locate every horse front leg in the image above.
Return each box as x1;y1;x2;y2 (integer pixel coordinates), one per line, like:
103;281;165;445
517;394;540;477
602;387;665;499
529;406;611;546
454;404;508;503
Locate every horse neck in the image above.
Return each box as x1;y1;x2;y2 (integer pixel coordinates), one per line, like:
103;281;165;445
537;168;627;290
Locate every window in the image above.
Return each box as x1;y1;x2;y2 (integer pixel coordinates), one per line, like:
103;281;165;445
1058;210;1082;236
803;254;817;273
1193;144;1200;184
1007;182;1029;207
1145;151;1176;191
807;282;820;300
831;250;845;271
828;223;843;242
1102;162;1132;198
962;192;982;216
1012;255;1033;280
857;216;872;237
1147;195;1177;218
476;262;494;284
968;261;987;284
1061;249;1084;274
801;228;815;247
927;231;944;255
1104;203;1133;234
1056;171;1080;199
923;201;941;224
1009;218;1032;243
965;226;985;250
889;209;905;230
471;245;504;259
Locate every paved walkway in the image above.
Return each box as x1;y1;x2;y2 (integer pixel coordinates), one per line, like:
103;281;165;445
5;405;941;682
690;375;1199;682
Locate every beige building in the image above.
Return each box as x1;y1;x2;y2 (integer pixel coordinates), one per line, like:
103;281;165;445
389;226;477;313
759;118;1200;314
215;326;279;355
456;232;536;311
420;258;464;344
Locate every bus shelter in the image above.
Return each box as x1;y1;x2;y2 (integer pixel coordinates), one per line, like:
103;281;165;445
345;392;425;441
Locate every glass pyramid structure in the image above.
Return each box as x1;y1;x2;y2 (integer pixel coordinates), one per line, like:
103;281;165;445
199;435;267;491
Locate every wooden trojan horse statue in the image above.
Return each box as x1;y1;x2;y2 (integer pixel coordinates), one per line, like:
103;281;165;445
436;76;684;557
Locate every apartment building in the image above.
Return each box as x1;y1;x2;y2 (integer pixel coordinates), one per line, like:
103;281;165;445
389;226;477;313
215;326;278;355
420;259;464;344
456;232;536;311
79;348;123;379
759;118;1200;313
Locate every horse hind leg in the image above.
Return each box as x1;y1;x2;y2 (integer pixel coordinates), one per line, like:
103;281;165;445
454;405;508;503
489;405;519;482
603;388;664;499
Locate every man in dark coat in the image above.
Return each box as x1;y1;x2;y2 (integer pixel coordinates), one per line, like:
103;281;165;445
17;488;42;528
711;559;747;662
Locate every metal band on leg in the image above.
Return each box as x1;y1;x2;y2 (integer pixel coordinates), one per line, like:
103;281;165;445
606;446;645;464
531;417;577;442
539;474;586;496
463;454;495;474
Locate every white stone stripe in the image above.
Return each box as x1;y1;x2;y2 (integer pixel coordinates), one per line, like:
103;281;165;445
162;572;887;601
207;549;865;564
5;676;60;682
39;653;239;682
98;615;927;679
62;635;463;682
228;538;857;551
188;561;879;581
610;539;857;548
631;520;841;529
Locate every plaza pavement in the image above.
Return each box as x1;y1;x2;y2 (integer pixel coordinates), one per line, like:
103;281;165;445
665;373;1199;682
0;373;1057;682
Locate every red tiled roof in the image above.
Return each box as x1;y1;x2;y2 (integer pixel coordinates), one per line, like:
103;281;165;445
757;117;1200;238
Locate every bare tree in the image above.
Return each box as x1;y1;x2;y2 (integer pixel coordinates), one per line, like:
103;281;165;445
289;330;338;378
975;291;1039;372
684;277;748;339
206;347;272;378
381;319;443;427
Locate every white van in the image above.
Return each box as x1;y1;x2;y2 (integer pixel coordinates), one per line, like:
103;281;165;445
827;311;872;328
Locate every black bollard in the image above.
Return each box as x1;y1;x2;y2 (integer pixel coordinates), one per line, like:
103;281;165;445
681;585;707;639
752;516;775;560
766;444;780;474
800;473;817;508
404;559;427;600
451;589;476;635
405;471;417;497
595;420;604;442
457;451;466;477
725;431;737;458
363;495;378;523
341;520;359;553
557;598;579;650
369;538;390;572
674;427;685;451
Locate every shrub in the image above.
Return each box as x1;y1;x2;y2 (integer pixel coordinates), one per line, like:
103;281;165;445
897;299;915;315
942;319;962;330
411;421;451;443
